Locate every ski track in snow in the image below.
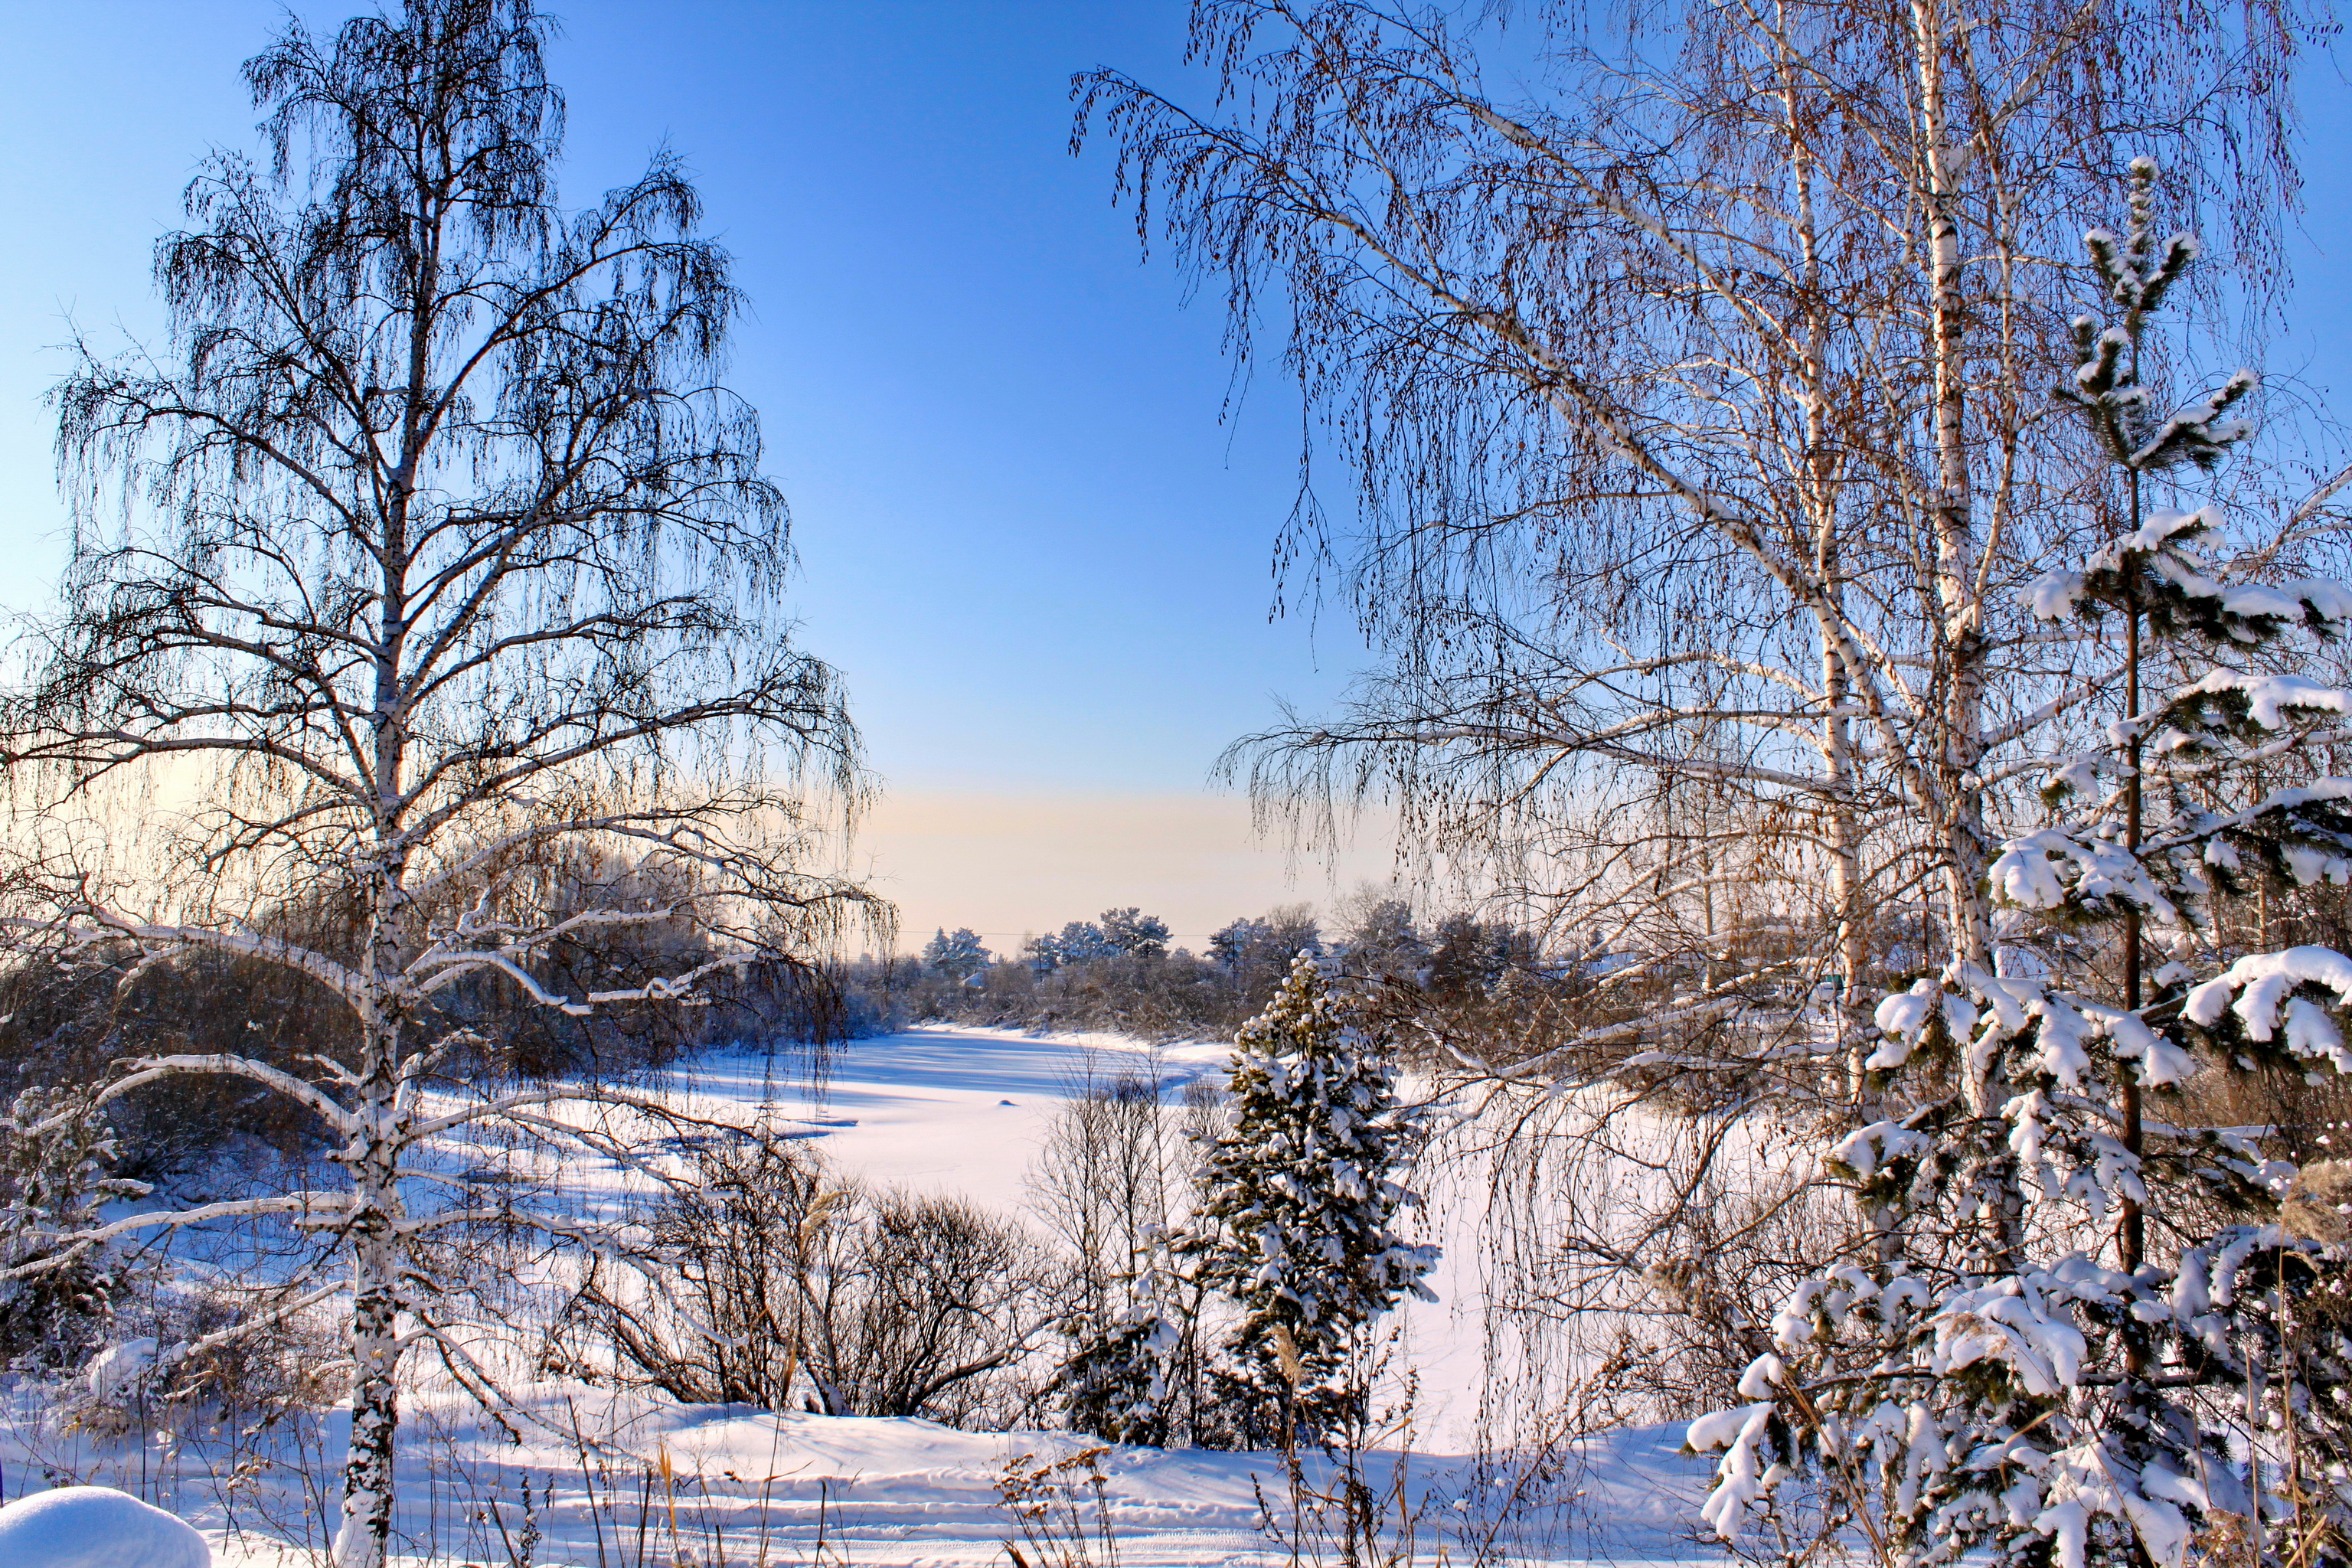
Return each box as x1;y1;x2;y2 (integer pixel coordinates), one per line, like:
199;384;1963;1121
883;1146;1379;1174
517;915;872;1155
0;1026;1719;1566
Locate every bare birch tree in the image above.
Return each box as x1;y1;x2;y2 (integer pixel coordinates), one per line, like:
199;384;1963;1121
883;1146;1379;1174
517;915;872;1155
1077;0;2328;1537
1083;0;2308;1080
0;4;877;1563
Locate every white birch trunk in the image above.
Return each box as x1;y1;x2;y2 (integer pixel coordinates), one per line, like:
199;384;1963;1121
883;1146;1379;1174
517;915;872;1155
332;1157;403;1568
1910;0;1993;968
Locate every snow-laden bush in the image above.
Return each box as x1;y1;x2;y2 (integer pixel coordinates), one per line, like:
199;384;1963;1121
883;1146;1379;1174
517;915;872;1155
0;1086;147;1374
61;1277;350;1441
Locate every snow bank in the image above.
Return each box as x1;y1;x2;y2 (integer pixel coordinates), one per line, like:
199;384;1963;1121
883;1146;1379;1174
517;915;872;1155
0;1486;208;1568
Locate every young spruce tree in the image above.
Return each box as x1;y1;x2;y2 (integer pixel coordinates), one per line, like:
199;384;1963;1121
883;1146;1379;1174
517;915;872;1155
1178;954;1436;1448
1690;161;2352;1568
1059;1247;1185;1446
0;1089;148;1370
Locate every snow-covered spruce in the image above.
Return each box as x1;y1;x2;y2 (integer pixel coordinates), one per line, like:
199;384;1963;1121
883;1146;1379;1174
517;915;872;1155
1689;161;2352;1568
1173;954;1437;1448
0;1088;148;1372
920;926;994;984
1057;1246;1186;1445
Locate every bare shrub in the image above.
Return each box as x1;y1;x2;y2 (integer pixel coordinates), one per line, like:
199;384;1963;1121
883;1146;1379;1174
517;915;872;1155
1028;1066;1244;1444
998;1446;1122;1568
1028;1065;1180;1322
558;1131;1060;1428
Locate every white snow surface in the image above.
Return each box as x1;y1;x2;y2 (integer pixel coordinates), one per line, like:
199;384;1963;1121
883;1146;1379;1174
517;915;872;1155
0;1026;1717;1566
0;1485;209;1568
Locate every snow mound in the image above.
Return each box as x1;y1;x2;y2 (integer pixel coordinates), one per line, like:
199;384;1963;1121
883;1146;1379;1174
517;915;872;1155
85;1337;158;1398
0;1486;209;1568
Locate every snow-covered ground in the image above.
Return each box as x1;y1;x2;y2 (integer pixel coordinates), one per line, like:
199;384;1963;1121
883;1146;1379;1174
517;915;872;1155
0;1026;1718;1566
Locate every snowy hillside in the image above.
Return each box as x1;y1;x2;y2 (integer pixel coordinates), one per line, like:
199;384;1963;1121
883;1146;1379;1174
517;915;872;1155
0;1025;1717;1566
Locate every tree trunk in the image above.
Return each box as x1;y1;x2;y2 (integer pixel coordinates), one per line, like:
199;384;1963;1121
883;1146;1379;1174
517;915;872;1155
1911;0;1991;968
334;1154;403;1568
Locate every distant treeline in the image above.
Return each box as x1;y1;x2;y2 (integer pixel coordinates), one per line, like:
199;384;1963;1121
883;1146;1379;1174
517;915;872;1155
835;897;1555;1043
0;877;1563;1184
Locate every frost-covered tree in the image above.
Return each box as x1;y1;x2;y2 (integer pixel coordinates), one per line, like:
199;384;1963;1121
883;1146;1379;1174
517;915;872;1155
1027;920;1122;972
1207;916;1272;971
1178;955;1436;1446
0;5;873;1563
1087;0;2325;1482
1207;910;1322;988
1689;163;2352;1568
1057;1247;1185;1446
921;926;992;983
1100;907;1174;959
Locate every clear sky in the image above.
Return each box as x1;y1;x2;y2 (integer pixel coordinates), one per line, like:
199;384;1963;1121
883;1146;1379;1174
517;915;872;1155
2;3;2347;953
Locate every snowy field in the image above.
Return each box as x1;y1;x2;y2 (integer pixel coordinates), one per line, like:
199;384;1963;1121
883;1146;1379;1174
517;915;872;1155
0;1026;1717;1566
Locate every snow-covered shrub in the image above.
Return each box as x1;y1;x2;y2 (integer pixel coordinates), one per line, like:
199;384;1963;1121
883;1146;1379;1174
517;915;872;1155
160;1282;348;1416
1176;956;1438;1448
0;1086;147;1374
1057;1250;1187;1446
60;1277;349;1440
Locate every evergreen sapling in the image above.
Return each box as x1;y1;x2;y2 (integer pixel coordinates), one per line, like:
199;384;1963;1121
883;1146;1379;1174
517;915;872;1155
1178;954;1437;1447
1058;1243;1185;1446
0;1087;150;1371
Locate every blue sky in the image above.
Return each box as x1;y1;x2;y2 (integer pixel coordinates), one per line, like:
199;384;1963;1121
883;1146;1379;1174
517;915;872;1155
2;3;2348;947
0;2;1343;789
0;0;1397;946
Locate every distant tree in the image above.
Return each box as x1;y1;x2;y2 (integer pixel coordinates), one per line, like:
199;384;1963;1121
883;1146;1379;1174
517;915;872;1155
1424;914;1530;999
1178;956;1436;1447
1027;920;1120;973
1338;898;1423;978
1207;916;1272;971
2;5;876;1562
921;927;992;983
1099;907;1172;959
1209;905;1321;975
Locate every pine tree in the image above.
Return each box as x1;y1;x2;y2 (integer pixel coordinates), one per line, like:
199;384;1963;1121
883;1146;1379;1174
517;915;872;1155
1100;907;1174;959
921;927;992;983
1057;1246;1185;1446
1027;920;1122;972
1340;899;1425;980
1178;954;1436;1448
1690;161;2352;1568
1207;916;1275;972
